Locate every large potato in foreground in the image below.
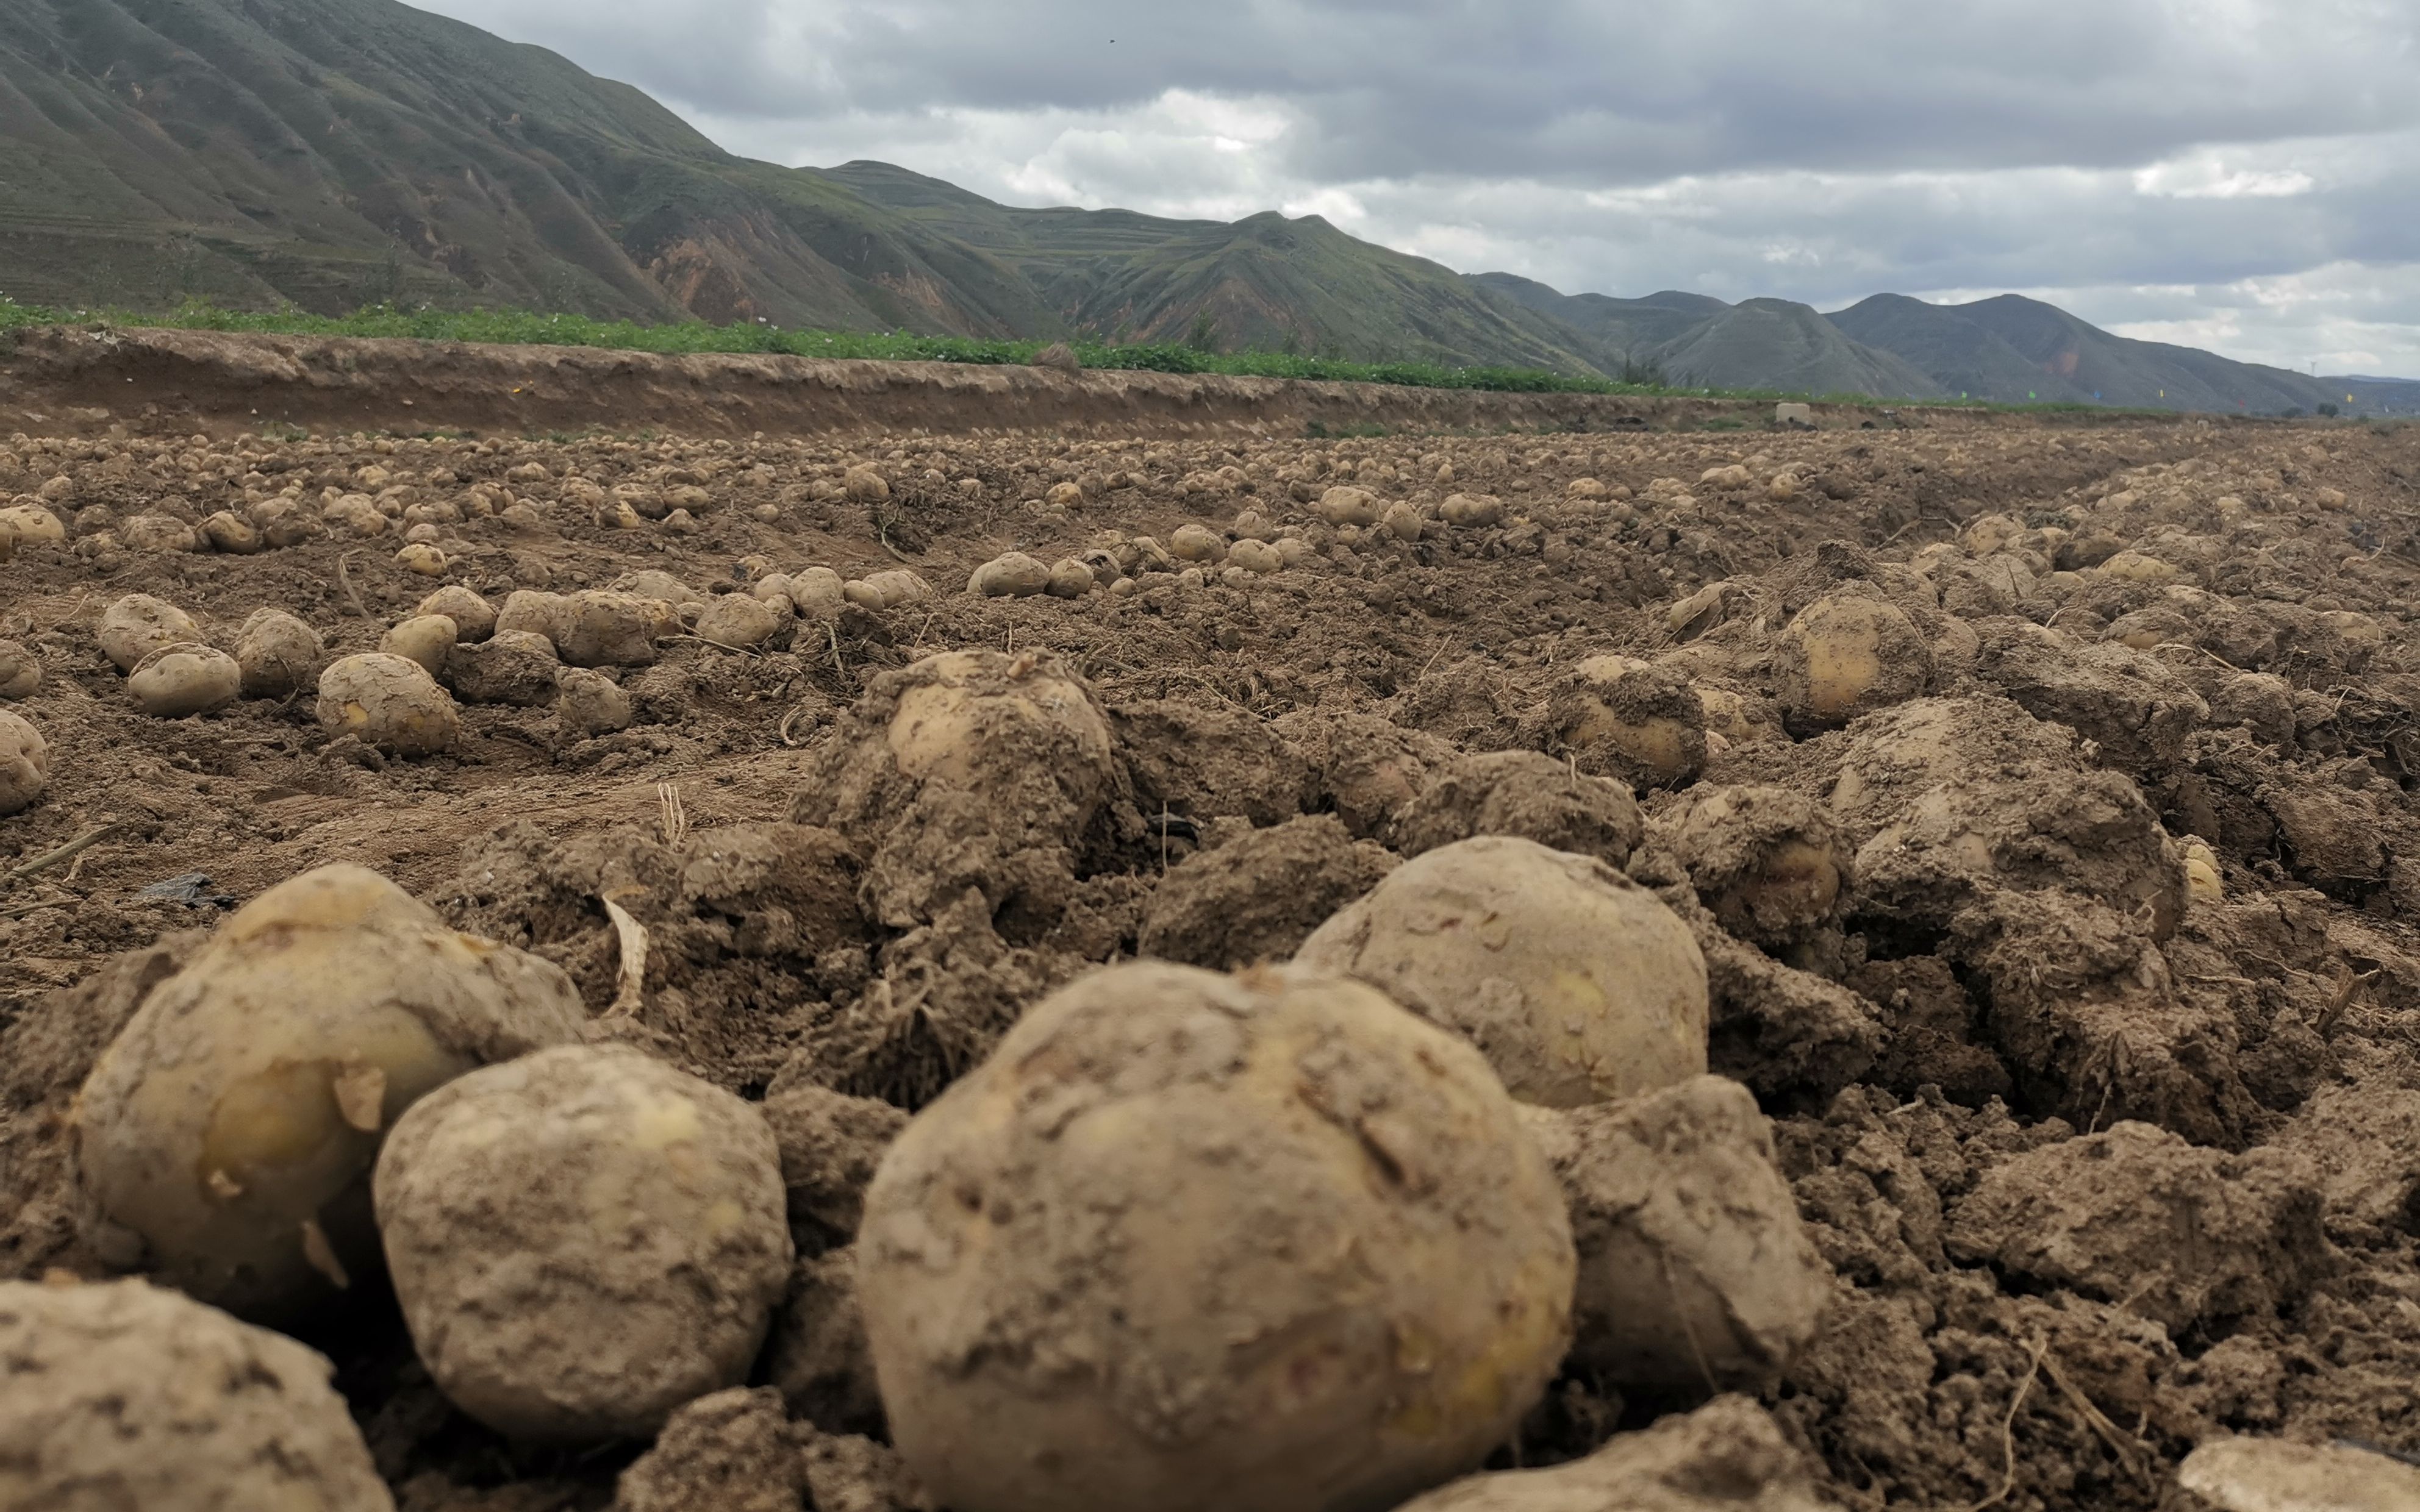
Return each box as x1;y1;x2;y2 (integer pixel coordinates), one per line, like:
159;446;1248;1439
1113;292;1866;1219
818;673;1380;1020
1775;593;1931;733
1294;836;1708;1107
316;651;460;755
72;863;587;1321
0;708;49;813
858;963;1576;1512
0;1277;395;1512
376;1045;793;1443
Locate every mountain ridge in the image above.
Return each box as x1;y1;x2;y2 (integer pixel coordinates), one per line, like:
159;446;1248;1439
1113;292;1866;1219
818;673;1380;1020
4;0;2415;414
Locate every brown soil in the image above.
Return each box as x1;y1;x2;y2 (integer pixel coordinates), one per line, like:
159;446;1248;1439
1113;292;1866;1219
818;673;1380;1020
5;338;2420;1510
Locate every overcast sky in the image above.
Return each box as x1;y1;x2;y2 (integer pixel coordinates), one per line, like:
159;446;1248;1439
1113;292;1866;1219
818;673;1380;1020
420;0;2420;377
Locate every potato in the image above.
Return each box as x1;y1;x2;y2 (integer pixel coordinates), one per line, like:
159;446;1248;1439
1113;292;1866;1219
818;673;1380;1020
1550;654;1708;790
2184;838;2224;905
968;551;1052;597
695;591;784;647
128;643;242;718
0;1278;396;1512
98;593;202;672
553;589;675;668
1774;593;1932;733
1520;1078;1830;1389
884;647;1112;793
0;502;67;546
864;569;936;609
556;666;634;735
0;638;40;699
201;509;263;554
785;566;847;621
858;962;1576;1512
379;614;457;678
1663;785;1852;947
494;588;570;643
445;629;559;707
1316;484;1381;526
1391;750;1644;868
1393;1396;1825;1512
1440;492;1504;527
843;465;890;504
1381;499;1426;541
374;1045;793;1443
2179;1439;2420;1512
0;709;47;814
316;652;460;755
1294;836;1708;1107
1045;557;1096;597
2096;549;2180;585
1226;538;1283;574
616;569;707;615
236;608;325;699
1169;524;1225;563
72;863;586;1320
416;584;498;641
124;513;201;553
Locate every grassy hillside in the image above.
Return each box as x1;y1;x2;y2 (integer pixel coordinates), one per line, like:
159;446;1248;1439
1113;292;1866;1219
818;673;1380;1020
1655;299;1947;400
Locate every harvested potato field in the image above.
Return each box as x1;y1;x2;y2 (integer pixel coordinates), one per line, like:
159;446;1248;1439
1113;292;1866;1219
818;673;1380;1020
6;379;2420;1512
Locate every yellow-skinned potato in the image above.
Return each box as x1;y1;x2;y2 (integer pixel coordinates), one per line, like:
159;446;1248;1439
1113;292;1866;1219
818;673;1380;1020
71;863;587;1322
127;644;242;718
1552;655;1708;790
1294;836;1708;1107
0;709;47;814
858;962;1575;1512
885;648;1114;794
378;615;457;678
0;639;41;699
374;1046;792;1444
0;1278;396;1512
315;652;460;756
415;585;498;641
98;593;202;672
235;608;325;699
1774;593;1932;733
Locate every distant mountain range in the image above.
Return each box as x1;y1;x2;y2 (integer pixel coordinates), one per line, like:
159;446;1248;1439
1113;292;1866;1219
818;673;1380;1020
7;0;2416;416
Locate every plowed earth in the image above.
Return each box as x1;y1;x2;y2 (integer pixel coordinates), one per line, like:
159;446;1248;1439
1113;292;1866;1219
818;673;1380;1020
6;380;2420;1511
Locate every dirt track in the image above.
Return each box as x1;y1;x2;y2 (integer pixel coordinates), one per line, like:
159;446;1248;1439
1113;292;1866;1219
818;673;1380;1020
5;343;2420;1510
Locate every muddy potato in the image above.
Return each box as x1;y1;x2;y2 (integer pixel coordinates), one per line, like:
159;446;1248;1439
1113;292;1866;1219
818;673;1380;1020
201;509;263;554
123;513;201;553
236;609;325;699
1663;785;1852;947
494;588;570;645
968;551;1052;597
785;566;847;621
0;1278;396;1512
315;652;460;756
1395;1396;1825;1512
1440;492;1504;527
1045;557;1095;597
1169;524;1225;563
98;592;204;672
695;591;784;647
556;666;634;735
1551;654;1708;790
884;648;1114;796
128;643;242;718
1226;538;1283;574
0;501;67;547
858;963;1576;1512
445;629;559;707
0;638;40;699
1295;836;1708;1107
553;588;673;667
0;709;48;813
71;863;587;1321
416;584;498;641
379;614;457;678
375;1045;792;1444
1775;593;1932;733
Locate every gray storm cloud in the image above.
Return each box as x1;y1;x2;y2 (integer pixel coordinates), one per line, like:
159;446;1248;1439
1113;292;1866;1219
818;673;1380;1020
418;0;2420;375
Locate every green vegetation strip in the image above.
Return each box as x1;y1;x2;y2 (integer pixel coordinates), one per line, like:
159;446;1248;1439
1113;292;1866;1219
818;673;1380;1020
0;297;2128;412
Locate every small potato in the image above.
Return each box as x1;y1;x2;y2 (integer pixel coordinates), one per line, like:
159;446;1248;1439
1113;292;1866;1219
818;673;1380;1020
0;1278;395;1512
201;510;263;554
695;592;783;647
1663;785;1852;947
316;652;460;755
73;863;587;1320
1774;593;1932;733
379;614;457;678
98;593;202;672
1440;492;1504;527
1551;654;1708;790
128;643;242;718
1315;484;1380;526
859;963;1576;1512
784;566;848;621
1295;836;1708;1107
555;589;676;667
865;569;936;610
122;513;200;553
493;588;569;643
1045;558;1095;597
0;709;47;813
843;465;890;504
236;608;326;699
396;542;447;576
442;629;559;707
0;638;40;699
1226;538;1283;575
416;585;498;641
2096;549;2180;585
2184;838;2224;905
968;552;1051;598
557;666;633;735
1381;500;1425;541
0;502;67;547
376;1045;793;1444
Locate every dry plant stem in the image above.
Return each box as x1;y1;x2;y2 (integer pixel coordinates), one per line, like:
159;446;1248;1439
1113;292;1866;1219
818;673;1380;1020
334;552;367;618
599;894;650;1019
2;823;125;887
1963;1336;2048;1512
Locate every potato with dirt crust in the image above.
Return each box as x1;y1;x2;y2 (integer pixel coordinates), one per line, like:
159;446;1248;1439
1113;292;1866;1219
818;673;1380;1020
857;962;1576;1512
374;1044;793;1444
1661;785;1852;948
98;592;203;672
0;1277;396;1512
71;863;587;1321
1545;655;1708;790
1295;836;1708;1107
316;651;460;755
0;637;40;699
378;613;457;678
1394;1395;1826;1512
1775;593;1933;733
128;643;242;718
1391;749;1644;868
0;709;48;814
234;608;325;699
416;583;498;641
557;666;634;735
